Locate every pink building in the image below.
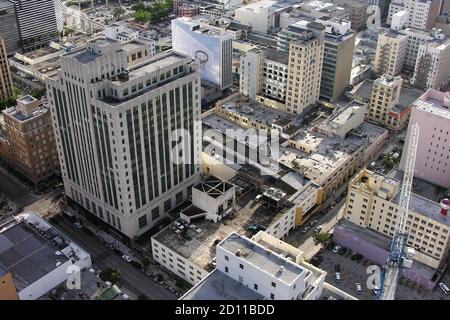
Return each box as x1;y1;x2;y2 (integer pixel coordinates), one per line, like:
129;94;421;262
400;89;450;188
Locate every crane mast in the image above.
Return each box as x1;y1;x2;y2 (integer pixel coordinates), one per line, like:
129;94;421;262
378;123;419;300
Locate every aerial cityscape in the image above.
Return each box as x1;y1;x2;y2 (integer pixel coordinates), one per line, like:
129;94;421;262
0;0;449;305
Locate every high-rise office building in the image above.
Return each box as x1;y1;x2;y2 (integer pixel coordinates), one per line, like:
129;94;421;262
0;36;13;98
0;0;20;55
281;20;325;114
1;96;59;185
46;38;202;238
317;18;355;102
171;17;233;90
373;30;408;77
10;0;63;52
400;89;450;188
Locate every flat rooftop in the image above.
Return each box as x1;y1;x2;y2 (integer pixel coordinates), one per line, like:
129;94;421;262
181;269;264;300
153;189;294;270
194;176;234;199
219;233;306;285
0;221;69;292
263;47;289;65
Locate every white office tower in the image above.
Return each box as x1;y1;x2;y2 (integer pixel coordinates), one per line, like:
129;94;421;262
171;17;233;90
10;0;63;52
46;38;202;238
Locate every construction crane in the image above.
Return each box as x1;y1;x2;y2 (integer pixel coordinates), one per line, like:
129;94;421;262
377;122;420;300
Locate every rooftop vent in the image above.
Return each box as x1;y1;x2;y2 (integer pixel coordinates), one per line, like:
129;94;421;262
279;266;285;273
236;249;242;257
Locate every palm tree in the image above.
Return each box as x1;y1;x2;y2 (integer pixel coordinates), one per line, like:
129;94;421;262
112;6;125;21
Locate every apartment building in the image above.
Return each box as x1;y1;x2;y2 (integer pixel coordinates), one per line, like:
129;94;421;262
171;17;233;90
0;36;13;98
239;47;289;109
281;21;325;114
368;75;410;131
336;0;369;31
1;96;59;185
317;18;355;102
181;232;327;300
239;48;263;100
399;27;435;71
411;38;450;90
387;0;441;30
374;30;408;77
46;38;202;239
0;0;20;55
400;89;450;188
343;169;450;269
9;0;63;52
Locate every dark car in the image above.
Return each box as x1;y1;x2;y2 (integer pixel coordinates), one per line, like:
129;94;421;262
130;260;143;270
351;254;364;261
338;247;347;255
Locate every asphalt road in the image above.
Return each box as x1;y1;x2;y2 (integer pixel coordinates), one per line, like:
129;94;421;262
0;166;38;207
55;218;176;300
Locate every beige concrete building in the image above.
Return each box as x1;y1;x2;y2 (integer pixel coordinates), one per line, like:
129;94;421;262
0;36;14;98
1;96;59;185
368;75;410;131
285;21;325;114
374;30;408;77
343;169;450;269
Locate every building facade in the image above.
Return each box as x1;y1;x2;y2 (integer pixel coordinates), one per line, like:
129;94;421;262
343;169;450;269
368;75;410;131
10;0;63;52
1;96;59;185
373;30;408;77
282;21;325;114
411;38;450;90
0;36;13;98
400;89;450;189
318;18;355;102
387;0;441;30
0;0;20;55
171;17;233;90
46;38;202;238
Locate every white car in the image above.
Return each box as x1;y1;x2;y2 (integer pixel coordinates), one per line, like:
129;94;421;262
332;245;342;253
439;282;450;295
355;283;362;293
122;255;132;263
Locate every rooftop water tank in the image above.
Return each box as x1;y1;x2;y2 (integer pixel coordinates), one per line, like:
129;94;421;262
440;198;449;216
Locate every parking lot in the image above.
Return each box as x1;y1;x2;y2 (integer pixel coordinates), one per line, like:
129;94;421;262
313;244;450;300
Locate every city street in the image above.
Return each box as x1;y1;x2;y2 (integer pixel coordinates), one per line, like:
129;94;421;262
0;166;38;207
286;181;349;258
55;218;177;300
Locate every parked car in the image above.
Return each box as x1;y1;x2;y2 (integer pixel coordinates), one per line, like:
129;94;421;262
74;221;82;229
332;245;342;253
314;225;323;233
334;264;340;272
302;226;310;234
373;286;380;296
355;283;362;294
121;255;132;263
439;282;450;295
335;272;341;283
351;254;364;261
338;247;348;255
309;219;318;227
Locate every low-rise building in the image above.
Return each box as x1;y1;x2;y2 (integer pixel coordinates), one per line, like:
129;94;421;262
0;212;92;300
181;231;327;300
343;169;450;269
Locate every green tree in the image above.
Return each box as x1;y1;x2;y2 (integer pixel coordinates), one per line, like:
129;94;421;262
112;6;125;21
99;268;121;284
133;11;151;22
64;27;75;37
313;232;331;245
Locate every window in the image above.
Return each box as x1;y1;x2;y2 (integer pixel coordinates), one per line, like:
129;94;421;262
254;284;258;290
239;264;244;269
225;255;229;261
225;267;229;273
151;207;160;220
138;215;147;229
271;282;276;288
270;293;275;300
